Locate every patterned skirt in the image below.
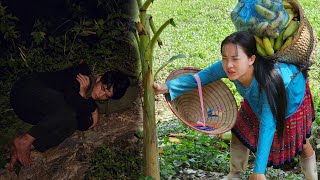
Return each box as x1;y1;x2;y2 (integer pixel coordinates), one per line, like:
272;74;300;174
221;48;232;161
232;81;315;168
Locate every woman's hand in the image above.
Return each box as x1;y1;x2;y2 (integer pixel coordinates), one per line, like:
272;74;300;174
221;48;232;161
153;82;169;95
249;173;266;180
76;73;90;98
90;108;99;130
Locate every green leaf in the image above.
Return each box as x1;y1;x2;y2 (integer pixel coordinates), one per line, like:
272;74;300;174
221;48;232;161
154;54;185;79
31;32;46;44
169;18;176;27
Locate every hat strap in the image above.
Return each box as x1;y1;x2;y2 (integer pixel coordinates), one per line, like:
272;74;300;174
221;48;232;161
193;74;206;126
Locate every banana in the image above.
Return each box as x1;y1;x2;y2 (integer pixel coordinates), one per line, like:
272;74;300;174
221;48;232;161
256;43;268;56
285;8;295;14
283;13;295;28
254;4;276;20
263;37;275;55
274;30;285;51
280;36;293;50
270;37;275;47
283;20;299;40
282;1;292;9
254;35;265;48
256;21;269;36
269;11;284;30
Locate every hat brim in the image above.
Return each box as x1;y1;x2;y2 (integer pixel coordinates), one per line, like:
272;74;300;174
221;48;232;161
165;67;238;134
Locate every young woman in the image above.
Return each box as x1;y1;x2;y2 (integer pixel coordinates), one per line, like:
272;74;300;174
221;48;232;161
154;31;317;179
8;62;130;170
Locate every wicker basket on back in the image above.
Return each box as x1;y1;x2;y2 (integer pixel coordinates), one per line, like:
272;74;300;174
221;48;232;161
265;0;318;68
165;67;238;135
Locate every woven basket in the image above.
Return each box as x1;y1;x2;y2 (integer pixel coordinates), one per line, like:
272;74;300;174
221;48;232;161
265;0;318;67
165;67;238;134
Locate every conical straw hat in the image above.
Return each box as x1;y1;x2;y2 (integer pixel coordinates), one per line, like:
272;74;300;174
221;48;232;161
165;67;238;134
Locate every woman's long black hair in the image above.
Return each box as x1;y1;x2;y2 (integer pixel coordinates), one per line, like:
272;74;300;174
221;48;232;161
221;31;287;139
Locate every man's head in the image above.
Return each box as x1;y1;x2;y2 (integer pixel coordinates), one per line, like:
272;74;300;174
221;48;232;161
91;71;130;100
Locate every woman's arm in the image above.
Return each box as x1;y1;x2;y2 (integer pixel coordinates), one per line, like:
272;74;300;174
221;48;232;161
253;92;276;174
164;60;227;100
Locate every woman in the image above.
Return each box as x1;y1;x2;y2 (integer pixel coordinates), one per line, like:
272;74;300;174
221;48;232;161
154;31;317;179
8;62;130;170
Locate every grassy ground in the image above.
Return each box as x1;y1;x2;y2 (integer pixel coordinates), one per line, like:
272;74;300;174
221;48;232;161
149;0;320;179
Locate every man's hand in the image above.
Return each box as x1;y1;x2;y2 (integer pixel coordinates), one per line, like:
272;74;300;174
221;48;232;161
76;73;90;98
89;108;99;130
249;173;266;180
153;82;169;95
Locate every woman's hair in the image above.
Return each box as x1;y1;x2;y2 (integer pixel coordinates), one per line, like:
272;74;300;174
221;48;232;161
100;71;130;100
221;31;287;139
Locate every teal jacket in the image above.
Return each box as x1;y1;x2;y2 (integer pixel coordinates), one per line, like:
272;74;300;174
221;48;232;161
165;60;306;174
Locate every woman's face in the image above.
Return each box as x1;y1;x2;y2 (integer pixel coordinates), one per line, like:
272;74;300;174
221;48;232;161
91;77;113;100
221;43;255;85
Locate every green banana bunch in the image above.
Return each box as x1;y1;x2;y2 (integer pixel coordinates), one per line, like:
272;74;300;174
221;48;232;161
253;1;289;38
254;0;300;56
282;1;292;9
254;35;265;48
256;43;268;56
283;20;299;40
256;36;275;56
254;4;276;20
274;30;285;51
232;0;299;46
280;36;293;50
263;36;274;55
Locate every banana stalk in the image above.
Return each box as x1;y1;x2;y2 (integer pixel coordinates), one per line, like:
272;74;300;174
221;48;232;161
136;1;159;179
136;0;175;179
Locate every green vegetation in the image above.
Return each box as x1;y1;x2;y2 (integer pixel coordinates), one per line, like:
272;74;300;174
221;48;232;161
157;119;230;179
85;145;142;179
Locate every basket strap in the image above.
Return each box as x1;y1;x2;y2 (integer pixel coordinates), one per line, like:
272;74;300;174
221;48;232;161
193;74;206;125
